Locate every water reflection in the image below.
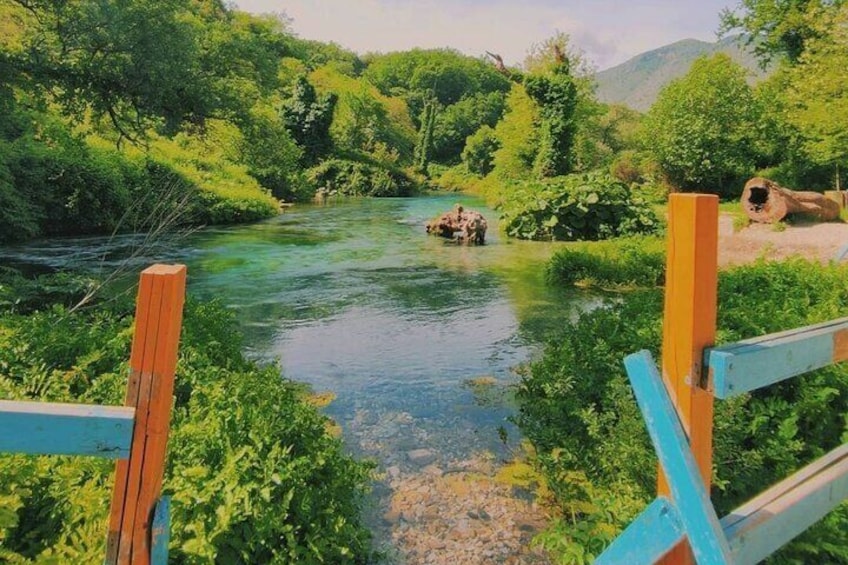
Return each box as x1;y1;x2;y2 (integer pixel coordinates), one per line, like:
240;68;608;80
0;195;588;464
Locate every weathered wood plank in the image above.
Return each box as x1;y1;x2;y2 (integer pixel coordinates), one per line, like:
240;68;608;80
0;400;134;458
658;193;719;565
595;497;684;565
721;443;848;565
707;317;848;398
106;264;186;565
626;351;733;564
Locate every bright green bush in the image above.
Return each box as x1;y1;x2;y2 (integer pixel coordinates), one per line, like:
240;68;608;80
516;258;848;563
499;172;660;241
0;278;374;563
306;158;417;197
546;237;666;289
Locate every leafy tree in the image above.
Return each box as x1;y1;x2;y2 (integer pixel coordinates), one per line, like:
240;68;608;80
281;75;337;164
642;54;760;196
414;97;437;174
363;48;510;111
719;0;846;65
462;125;500;176
237;104;305;201
524;56;579;178
431;91;506;163
784;4;848;184
490;84;540;182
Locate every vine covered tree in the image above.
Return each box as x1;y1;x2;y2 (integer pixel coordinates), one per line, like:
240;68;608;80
281;75;337;164
523;48;579;178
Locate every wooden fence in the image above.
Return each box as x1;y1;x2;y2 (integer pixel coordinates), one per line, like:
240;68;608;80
596;194;848;564
0;264;186;565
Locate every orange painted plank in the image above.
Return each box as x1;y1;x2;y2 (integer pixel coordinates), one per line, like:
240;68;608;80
106;265;186;565
107;269;156;564
657;194;718;565
131;267;186;563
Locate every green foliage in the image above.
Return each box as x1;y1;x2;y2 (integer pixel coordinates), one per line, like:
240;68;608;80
516;258;848;563
719;0;843;65
0;277;374;563
784;5;848;175
643;54;761;197
414;98;437;175
281;75;337;164
363;48;510;111
489;84;540;183
524;60;579;178
306;158;417;197
431;92;506;164
462;125;500;177
546;237;666;289
499;172;660;241
310;66;417;165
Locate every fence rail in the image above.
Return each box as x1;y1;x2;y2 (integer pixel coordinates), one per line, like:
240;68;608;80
0;264;186;565
597;194;848;564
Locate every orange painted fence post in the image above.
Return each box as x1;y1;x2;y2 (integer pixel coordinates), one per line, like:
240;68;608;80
106;264;187;565
657;194;718;564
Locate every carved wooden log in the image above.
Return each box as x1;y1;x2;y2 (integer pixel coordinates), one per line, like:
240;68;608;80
741;177;840;223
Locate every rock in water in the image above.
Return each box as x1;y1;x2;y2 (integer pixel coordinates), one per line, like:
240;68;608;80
425;204;488;245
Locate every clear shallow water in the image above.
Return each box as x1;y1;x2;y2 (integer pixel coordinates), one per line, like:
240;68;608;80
0;194;590;465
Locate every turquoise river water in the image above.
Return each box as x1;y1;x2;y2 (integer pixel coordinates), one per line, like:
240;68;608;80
1;193;594;553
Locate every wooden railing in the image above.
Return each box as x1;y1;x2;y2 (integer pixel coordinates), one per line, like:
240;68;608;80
596;195;848;564
0;264;187;565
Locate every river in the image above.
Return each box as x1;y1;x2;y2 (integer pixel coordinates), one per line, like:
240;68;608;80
1;193;591;562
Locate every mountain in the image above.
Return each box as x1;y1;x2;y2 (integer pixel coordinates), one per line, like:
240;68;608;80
594;35;769;112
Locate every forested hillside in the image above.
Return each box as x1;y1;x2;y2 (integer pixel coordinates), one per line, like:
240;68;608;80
594;35;768;111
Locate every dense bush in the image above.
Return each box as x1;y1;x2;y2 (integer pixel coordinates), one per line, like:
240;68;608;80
516;258;848;563
306;158;417;197
546;237;666;289
499;172;660;241
0;277;374;563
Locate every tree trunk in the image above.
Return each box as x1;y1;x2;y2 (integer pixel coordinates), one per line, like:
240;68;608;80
741;177;840;223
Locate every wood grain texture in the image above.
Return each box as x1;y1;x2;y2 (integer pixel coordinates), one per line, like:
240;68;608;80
658;193;719;565
707;317;848;398
106;264;186;565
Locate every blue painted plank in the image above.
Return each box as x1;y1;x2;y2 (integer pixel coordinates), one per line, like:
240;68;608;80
595;497;684;565
151;496;171;565
0;400;135;458
721;443;848;565
707;317;848;398
624;351;734;564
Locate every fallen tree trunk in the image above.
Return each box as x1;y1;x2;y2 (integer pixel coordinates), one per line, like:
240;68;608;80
425;205;488;245
741;177;840;223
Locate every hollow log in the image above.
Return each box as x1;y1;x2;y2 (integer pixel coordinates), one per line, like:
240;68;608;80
741;177;840;223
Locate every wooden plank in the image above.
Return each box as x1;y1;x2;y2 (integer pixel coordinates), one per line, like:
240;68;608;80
626;351;733;564
106;264;186;565
707;317;848;398
131;267;185;564
721;443;848;565
595;497;684;565
0;400;134;458
150;496;171;565
658;193;719;565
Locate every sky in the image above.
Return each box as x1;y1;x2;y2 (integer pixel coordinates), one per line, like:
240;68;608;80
234;0;735;71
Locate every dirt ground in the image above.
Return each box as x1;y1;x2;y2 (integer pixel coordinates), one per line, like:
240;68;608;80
718;214;848;267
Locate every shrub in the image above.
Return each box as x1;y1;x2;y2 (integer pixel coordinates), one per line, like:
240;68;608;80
306;158;417;197
515;258;848;563
499;171;660;241
0;276;375;563
546;237;666;289
462;125;499;176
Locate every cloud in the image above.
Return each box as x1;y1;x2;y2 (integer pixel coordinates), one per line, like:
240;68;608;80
235;0;729;70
